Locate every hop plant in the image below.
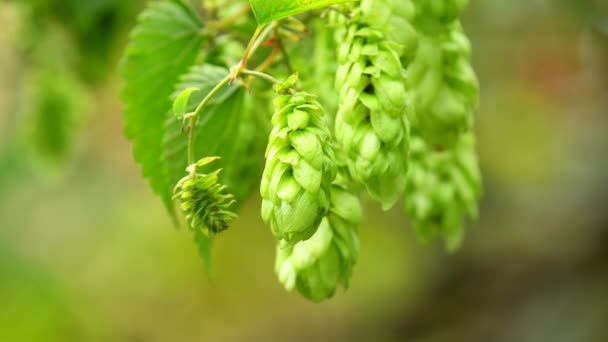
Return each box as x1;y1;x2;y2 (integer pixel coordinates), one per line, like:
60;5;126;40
120;0;482;302
404;133;481;250
174;157;237;235
275;184;361;302
260;75;337;243
333;0;412;209
407;0;479;149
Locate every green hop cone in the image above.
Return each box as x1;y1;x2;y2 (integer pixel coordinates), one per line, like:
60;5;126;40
404;133;481;250
275;184;361;302
260;75;337;243
407;1;479;149
333;0;412;210
174;157;237;234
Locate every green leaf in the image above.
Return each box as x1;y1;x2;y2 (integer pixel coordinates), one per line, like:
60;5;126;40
120;0;204;218
249;0;352;25
173;87;199;118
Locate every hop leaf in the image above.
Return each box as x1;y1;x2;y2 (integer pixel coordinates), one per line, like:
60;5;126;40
404;134;482;250
174;157;237;235
333;1;412;209
275;185;361;302
261;77;337;243
120;0;205;218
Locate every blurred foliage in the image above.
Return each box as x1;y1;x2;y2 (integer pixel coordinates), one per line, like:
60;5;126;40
20;0;139;82
0;246;82;342
0;0;608;341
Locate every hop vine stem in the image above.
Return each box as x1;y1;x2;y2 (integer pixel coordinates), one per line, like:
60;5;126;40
187;22;280;166
241;69;282;85
187;74;231;165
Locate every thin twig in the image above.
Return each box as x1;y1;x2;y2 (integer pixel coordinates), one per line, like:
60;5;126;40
241;69;282;85
187;74;232;165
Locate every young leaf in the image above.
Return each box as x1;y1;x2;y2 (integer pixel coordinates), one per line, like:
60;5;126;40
173;87;200;119
120;0;204;218
249;0;352;25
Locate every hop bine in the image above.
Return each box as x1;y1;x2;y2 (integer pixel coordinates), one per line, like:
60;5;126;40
404;133;481;250
174;157;237;235
333;0;413;210
275;184;361;302
260;75;337;243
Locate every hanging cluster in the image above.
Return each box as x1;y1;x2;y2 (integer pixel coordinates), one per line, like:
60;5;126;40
121;0;483;303
332;0;412;210
260;75;337;243
174;157;237;235
261;75;362;301
406;0;479;149
399;0;482;247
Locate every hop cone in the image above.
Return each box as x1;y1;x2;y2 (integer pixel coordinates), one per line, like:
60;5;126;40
404;133;481;250
407;0;479;149
275;185;361;302
174;157;237;234
260;75;337;243
333;0;412;209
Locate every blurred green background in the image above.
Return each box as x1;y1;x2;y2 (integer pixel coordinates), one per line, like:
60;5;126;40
1;0;608;341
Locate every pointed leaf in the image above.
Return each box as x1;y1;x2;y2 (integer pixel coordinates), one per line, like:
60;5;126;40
120;0;205;218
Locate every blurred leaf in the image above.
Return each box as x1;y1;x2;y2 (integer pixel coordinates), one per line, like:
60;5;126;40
120;0;204;219
0;246;81;341
250;0;350;25
23;70;89;178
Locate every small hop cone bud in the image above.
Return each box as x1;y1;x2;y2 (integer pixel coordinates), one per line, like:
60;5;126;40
404;134;481;250
275;185;361;302
260;75;337;243
333;2;412;209
408;3;479;149
174;157;237;235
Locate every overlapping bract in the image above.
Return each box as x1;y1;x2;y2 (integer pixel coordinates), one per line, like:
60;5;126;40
275;184;361;302
404;134;481;250
407;0;479;149
333;0;412;209
260;76;337;243
174;157;237;235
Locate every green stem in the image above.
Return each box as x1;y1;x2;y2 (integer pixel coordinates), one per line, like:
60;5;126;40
239;25;265;70
241;69;282;85
187;74;232;165
188;22;279;166
237;22;278;73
